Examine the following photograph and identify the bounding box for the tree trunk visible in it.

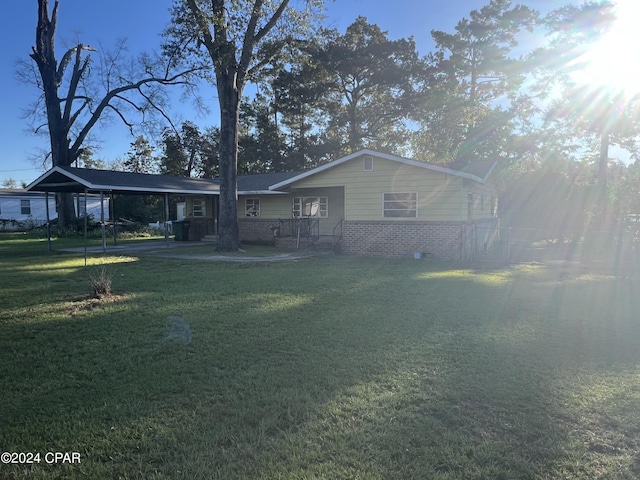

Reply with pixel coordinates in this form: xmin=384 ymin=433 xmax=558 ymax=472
xmin=216 ymin=74 xmax=241 ymax=251
xmin=32 ymin=0 xmax=78 ymax=228
xmin=598 ymin=131 xmax=609 ymax=189
xmin=56 ymin=192 xmax=76 ymax=227
xmin=598 ymin=131 xmax=611 ymax=227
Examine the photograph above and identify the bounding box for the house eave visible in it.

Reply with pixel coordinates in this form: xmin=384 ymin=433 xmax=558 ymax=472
xmin=269 ymin=149 xmax=492 ymax=190
xmin=238 ymin=190 xmax=288 ymax=196
xmin=26 ymin=166 xmax=221 ymax=195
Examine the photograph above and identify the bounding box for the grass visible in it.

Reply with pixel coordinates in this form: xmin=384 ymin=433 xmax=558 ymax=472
xmin=2 ymin=233 xmax=640 ymax=478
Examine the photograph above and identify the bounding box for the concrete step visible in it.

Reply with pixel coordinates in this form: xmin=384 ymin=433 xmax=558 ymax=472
xmin=308 ymin=237 xmax=335 ymax=250
xmin=201 ymin=235 xmax=218 ymax=243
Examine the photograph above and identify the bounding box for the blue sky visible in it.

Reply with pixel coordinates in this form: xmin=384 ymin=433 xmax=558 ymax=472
xmin=0 ymin=0 xmax=563 ymax=185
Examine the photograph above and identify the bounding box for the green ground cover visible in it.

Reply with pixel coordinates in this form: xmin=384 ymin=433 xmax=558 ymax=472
xmin=1 ymin=232 xmax=640 ymax=479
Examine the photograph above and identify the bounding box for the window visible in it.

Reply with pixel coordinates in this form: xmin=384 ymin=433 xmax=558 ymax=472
xmin=192 ymin=199 xmax=205 ymax=217
xmin=383 ymin=192 xmax=417 ymax=218
xmin=293 ymin=197 xmax=328 ymax=218
xmin=245 ymin=198 xmax=260 ymax=217
xmin=20 ymin=199 xmax=31 ymax=215
xmin=363 ymin=156 xmax=373 ymax=171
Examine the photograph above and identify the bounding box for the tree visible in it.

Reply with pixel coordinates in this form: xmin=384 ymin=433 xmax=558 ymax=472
xmin=311 ymin=17 xmax=424 ymax=153
xmin=414 ymin=0 xmax=538 ymax=163
xmin=2 ymin=178 xmax=18 ymax=189
xmin=532 ymin=0 xmax=636 ymax=192
xmin=122 ymin=136 xmax=158 ymax=174
xmin=430 ymin=0 xmax=537 ymax=103
xmin=116 ymin=137 xmax=162 ymax=223
xmin=25 ymin=0 xmax=197 ymax=228
xmin=160 ymin=121 xmax=219 ymax=177
xmin=238 ymin=96 xmax=287 ymax=172
xmin=546 ymin=86 xmax=640 ymax=189
xmin=530 ymin=1 xmax=615 ymax=92
xmin=165 ymin=0 xmax=324 ymax=251
xmin=242 ymin=42 xmax=340 ymax=171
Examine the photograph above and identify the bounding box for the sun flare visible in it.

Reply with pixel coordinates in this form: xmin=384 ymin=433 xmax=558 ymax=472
xmin=575 ymin=0 xmax=640 ymax=95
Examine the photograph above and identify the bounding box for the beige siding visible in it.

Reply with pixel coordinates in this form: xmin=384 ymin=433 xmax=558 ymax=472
xmin=287 ymin=187 xmax=344 ymax=235
xmin=185 ymin=196 xmax=214 ymax=219
xmin=237 ymin=194 xmax=291 ymax=219
xmin=464 ymin=177 xmax=500 ymax=221
xmin=290 ymin=154 xmax=467 ymax=221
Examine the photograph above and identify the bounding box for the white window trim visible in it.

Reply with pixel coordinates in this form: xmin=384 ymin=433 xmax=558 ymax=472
xmin=293 ymin=196 xmax=328 ymax=218
xmin=245 ymin=198 xmax=260 ymax=217
xmin=20 ymin=199 xmax=31 ymax=216
xmin=382 ymin=192 xmax=418 ymax=218
xmin=192 ymin=198 xmax=206 ymax=217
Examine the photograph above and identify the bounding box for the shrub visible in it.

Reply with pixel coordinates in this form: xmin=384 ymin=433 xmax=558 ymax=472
xmin=88 ymin=266 xmax=113 ymax=298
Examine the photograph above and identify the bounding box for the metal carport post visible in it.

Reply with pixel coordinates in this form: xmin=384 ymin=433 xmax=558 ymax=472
xmin=45 ymin=191 xmax=52 ymax=252
xmin=164 ymin=193 xmax=170 ymax=243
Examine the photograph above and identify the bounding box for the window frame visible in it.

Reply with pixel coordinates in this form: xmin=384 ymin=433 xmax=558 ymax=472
xmin=292 ymin=196 xmax=328 ymax=218
xmin=382 ymin=192 xmax=418 ymax=218
xmin=20 ymin=199 xmax=31 ymax=216
xmin=245 ymin=198 xmax=260 ymax=217
xmin=192 ymin=198 xmax=206 ymax=217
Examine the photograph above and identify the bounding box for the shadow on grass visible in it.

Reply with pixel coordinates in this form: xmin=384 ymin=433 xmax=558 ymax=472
xmin=2 ymin=257 xmax=640 ymax=478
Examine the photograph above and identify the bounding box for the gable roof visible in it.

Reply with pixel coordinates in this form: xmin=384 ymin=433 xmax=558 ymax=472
xmin=26 ymin=166 xmax=221 ymax=195
xmin=269 ymin=149 xmax=498 ymax=191
xmin=237 ymin=171 xmax=302 ymax=194
xmin=26 ymin=166 xmax=305 ymax=196
xmin=25 ymin=150 xmax=500 ymax=196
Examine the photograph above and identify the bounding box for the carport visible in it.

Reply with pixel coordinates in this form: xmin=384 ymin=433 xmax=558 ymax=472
xmin=26 ymin=166 xmax=221 ymax=256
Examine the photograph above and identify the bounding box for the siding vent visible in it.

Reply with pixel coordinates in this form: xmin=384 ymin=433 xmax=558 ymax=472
xmin=363 ymin=156 xmax=373 ymax=171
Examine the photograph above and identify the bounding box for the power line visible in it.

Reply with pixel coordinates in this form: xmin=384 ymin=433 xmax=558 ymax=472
xmin=0 ymin=167 xmax=42 ymax=173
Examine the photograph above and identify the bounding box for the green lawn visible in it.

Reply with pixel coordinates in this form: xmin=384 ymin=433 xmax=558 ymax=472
xmin=2 ymin=233 xmax=640 ymax=479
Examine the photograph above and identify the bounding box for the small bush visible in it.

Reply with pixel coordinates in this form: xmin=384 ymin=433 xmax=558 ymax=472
xmin=88 ymin=266 xmax=113 ymax=298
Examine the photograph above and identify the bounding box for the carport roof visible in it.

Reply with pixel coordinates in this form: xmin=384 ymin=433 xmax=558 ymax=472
xmin=26 ymin=166 xmax=222 ymax=195
xmin=26 ymin=166 xmax=304 ymax=195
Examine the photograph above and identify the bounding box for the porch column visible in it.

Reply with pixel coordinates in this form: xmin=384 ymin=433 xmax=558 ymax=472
xmin=111 ymin=193 xmax=117 ymax=245
xmin=84 ymin=189 xmax=88 ymax=267
xmin=100 ymin=191 xmax=106 ymax=253
xmin=164 ymin=193 xmax=169 ymax=243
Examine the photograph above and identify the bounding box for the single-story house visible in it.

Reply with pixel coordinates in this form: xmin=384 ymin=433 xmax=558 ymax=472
xmin=26 ymin=149 xmax=502 ymax=259
xmin=182 ymin=149 xmax=503 ymax=259
xmin=0 ymin=188 xmax=108 ymax=231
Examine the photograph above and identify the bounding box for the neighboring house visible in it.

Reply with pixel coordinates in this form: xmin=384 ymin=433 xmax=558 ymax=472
xmin=0 ymin=189 xmax=108 ymax=231
xmin=181 ymin=149 xmax=503 ymax=259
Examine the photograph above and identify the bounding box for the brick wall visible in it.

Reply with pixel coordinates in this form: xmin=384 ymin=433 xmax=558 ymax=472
xmin=239 ymin=218 xmax=279 ymax=244
xmin=341 ymin=220 xmax=463 ymax=259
